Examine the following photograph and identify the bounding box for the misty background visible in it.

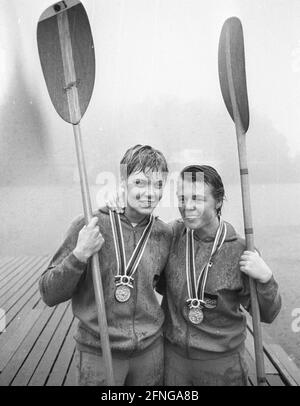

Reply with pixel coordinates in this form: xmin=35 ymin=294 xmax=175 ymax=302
xmin=0 ymin=0 xmax=300 ymax=367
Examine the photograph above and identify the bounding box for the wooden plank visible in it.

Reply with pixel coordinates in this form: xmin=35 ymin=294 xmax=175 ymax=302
xmin=264 ymin=344 xmax=300 ymax=386
xmin=266 ymin=374 xmax=285 ymax=387
xmin=0 ymin=256 xmax=49 ymax=308
xmin=1 ymin=288 xmax=39 ymax=328
xmin=0 ymin=305 xmax=44 ymax=373
xmin=0 ymin=291 xmax=41 ymax=346
xmin=46 ymin=318 xmax=77 ymax=386
xmin=63 ymin=349 xmax=77 ymax=386
xmin=0 ymin=256 xmax=21 ymax=270
xmin=0 ymin=257 xmax=39 ymax=293
xmin=0 ymin=256 xmax=49 ymax=331
xmin=0 ymin=256 xmax=43 ymax=293
xmin=11 ymin=302 xmax=70 ymax=386
xmin=0 ymin=257 xmax=18 ymax=273
xmin=1 ymin=259 xmax=49 ymax=327
xmin=0 ymin=305 xmax=55 ymax=386
xmin=0 ymin=260 xmax=35 ymax=299
xmin=0 ymin=257 xmax=30 ymax=283
xmin=29 ymin=304 xmax=73 ymax=386
xmin=0 ymin=257 xmax=47 ymax=305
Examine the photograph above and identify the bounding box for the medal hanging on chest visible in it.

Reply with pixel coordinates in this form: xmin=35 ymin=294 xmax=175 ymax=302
xmin=110 ymin=211 xmax=154 ymax=303
xmin=115 ymin=278 xmax=132 ymax=303
xmin=185 ymin=218 xmax=227 ymax=325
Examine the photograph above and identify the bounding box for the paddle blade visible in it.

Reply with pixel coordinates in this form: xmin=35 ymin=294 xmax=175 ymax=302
xmin=218 ymin=17 xmax=249 ymax=133
xmin=37 ymin=0 xmax=95 ymax=124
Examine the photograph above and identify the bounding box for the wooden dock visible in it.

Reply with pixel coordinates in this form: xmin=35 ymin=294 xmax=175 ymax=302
xmin=0 ymin=256 xmax=77 ymax=386
xmin=0 ymin=255 xmax=299 ymax=386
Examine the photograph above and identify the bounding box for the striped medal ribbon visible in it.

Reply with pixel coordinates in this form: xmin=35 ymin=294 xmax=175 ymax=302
xmin=186 ymin=218 xmax=227 ymax=325
xmin=110 ymin=211 xmax=155 ymax=303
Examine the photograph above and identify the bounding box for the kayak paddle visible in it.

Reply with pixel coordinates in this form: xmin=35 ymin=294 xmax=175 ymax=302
xmin=218 ymin=16 xmax=266 ymax=386
xmin=37 ymin=0 xmax=115 ymax=385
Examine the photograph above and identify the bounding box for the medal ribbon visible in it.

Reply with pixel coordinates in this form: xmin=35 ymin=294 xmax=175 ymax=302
xmin=110 ymin=211 xmax=155 ymax=284
xmin=186 ymin=218 xmax=227 ymax=307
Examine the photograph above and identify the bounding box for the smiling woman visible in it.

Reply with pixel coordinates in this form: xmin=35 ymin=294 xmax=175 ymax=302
xmin=0 ymin=0 xmax=299 ymax=387
xmin=120 ymin=144 xmax=168 ymax=222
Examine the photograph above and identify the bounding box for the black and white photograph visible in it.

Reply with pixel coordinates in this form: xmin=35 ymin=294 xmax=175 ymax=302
xmin=0 ymin=0 xmax=299 ymax=391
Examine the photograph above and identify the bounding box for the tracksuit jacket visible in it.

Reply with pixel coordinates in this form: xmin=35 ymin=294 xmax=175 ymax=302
xmin=160 ymin=219 xmax=282 ymax=360
xmin=39 ymin=207 xmax=173 ymax=357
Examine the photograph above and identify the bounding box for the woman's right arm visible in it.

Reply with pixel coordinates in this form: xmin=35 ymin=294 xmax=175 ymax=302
xmin=39 ymin=216 xmax=104 ymax=307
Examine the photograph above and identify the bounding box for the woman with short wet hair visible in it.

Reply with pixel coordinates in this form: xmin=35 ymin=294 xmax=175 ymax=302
xmin=160 ymin=164 xmax=281 ymax=386
xmin=39 ymin=144 xmax=172 ymax=386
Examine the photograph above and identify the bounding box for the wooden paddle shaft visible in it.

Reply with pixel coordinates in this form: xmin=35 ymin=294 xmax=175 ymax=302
xmin=73 ymin=124 xmax=115 ymax=386
xmin=236 ymin=128 xmax=267 ymax=386
xmin=56 ymin=9 xmax=115 ymax=385
xmin=222 ymin=23 xmax=267 ymax=385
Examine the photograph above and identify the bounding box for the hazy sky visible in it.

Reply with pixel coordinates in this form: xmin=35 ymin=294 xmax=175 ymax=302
xmin=1 ymin=0 xmax=300 ymax=156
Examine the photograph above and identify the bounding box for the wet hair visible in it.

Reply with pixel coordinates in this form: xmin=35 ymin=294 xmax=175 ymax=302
xmin=120 ymin=145 xmax=168 ymax=179
xmin=179 ymin=165 xmax=225 ymax=216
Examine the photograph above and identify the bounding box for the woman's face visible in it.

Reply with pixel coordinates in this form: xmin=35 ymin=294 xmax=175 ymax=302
xmin=124 ymin=170 xmax=165 ymax=216
xmin=177 ymin=177 xmax=220 ymax=230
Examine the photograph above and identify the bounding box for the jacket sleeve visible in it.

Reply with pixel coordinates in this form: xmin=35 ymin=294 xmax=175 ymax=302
xmin=39 ymin=216 xmax=87 ymax=307
xmin=239 ymin=272 xmax=282 ymax=323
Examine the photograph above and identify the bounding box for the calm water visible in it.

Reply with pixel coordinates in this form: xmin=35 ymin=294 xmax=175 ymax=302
xmin=0 ymin=183 xmax=299 ymax=367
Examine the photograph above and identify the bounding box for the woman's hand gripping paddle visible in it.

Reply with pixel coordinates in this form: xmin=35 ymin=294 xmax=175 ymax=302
xmin=37 ymin=0 xmax=115 ymax=385
xmin=218 ymin=17 xmax=266 ymax=386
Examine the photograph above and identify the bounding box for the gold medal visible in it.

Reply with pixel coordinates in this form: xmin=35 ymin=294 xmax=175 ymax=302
xmin=188 ymin=307 xmax=204 ymax=325
xmin=115 ymin=285 xmax=131 ymax=303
